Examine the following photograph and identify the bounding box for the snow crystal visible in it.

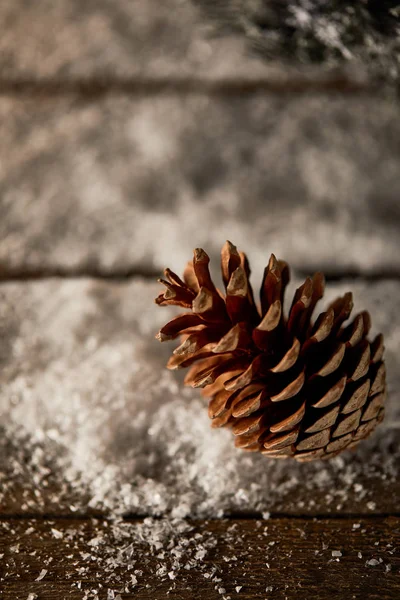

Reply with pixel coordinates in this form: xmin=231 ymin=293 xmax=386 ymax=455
xmin=51 ymin=528 xmax=63 ymax=539
xmin=332 ymin=551 xmax=342 ymax=557
xmin=366 ymin=559 xmax=380 ymax=566
xmin=35 ymin=569 xmax=47 ymax=582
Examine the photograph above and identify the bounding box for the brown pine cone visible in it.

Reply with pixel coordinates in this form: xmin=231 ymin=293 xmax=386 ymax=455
xmin=155 ymin=242 xmax=386 ymax=462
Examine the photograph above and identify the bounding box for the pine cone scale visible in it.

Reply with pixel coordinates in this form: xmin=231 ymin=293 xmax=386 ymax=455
xmin=332 ymin=409 xmax=362 ymax=438
xmin=312 ymin=374 xmax=347 ymax=408
xmin=270 ymin=400 xmax=306 ymax=433
xmin=371 ymin=334 xmax=384 ymax=362
xmin=270 ymin=370 xmax=305 ymax=402
xmin=155 ymin=242 xmax=387 ymax=462
xmin=304 ymin=404 xmax=340 ymax=434
xmin=341 ymin=379 xmax=370 ymax=414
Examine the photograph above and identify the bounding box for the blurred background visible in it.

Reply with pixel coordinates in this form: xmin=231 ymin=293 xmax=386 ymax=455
xmin=0 ymin=0 xmax=399 ymax=283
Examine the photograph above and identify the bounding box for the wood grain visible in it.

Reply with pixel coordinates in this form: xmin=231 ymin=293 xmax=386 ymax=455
xmin=0 ymin=0 xmax=274 ymax=83
xmin=1 ymin=4 xmax=399 ymax=600
xmin=0 ymin=517 xmax=399 ymax=599
xmin=0 ymin=0 xmax=377 ymax=90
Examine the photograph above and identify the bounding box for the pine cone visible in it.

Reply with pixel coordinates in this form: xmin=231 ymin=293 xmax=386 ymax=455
xmin=155 ymin=242 xmax=386 ymax=462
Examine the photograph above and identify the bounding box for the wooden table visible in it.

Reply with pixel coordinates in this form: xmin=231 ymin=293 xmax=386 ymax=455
xmin=0 ymin=280 xmax=399 ymax=600
xmin=1 ymin=515 xmax=399 ymax=599
xmin=1 ymin=2 xmax=400 ymax=598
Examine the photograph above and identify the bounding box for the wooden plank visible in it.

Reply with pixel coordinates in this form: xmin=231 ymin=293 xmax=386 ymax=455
xmin=0 ymin=0 xmax=376 ymax=89
xmin=0 ymin=0 xmax=282 ymax=84
xmin=193 ymin=1 xmax=399 ymax=87
xmin=1 ymin=94 xmax=400 ymax=275
xmin=0 ymin=517 xmax=399 ymax=599
xmin=0 ymin=279 xmax=399 ymax=518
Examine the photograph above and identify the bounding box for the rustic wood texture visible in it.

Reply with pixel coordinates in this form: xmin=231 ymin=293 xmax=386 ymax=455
xmin=1 ymin=517 xmax=399 ymax=599
xmin=1 ymin=94 xmax=400 ymax=276
xmin=0 ymin=0 xmax=374 ymax=87
xmin=0 ymin=0 xmax=285 ymax=83
xmin=193 ymin=0 xmax=400 ymax=86
xmin=1 ymin=3 xmax=399 ymax=598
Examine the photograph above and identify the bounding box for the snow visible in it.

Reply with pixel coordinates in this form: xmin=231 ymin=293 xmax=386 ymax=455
xmin=0 ymin=277 xmax=398 ymax=597
xmin=1 ymin=278 xmax=398 ymax=520
xmin=366 ymin=559 xmax=380 ymax=567
xmin=35 ymin=569 xmax=47 ymax=582
xmin=199 ymin=0 xmax=400 ymax=82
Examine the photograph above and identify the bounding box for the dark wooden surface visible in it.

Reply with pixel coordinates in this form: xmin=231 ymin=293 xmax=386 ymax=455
xmin=1 ymin=517 xmax=399 ymax=599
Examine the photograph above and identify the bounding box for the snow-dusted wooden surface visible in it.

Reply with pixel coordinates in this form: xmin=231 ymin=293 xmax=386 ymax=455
xmin=1 ymin=518 xmax=399 ymax=599
xmin=0 ymin=0 xmax=382 ymax=85
xmin=1 ymin=1 xmax=399 ymax=598
xmin=1 ymin=278 xmax=399 ymax=598
xmin=1 ymin=94 xmax=400 ymax=277
xmin=0 ymin=278 xmax=399 ymax=516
